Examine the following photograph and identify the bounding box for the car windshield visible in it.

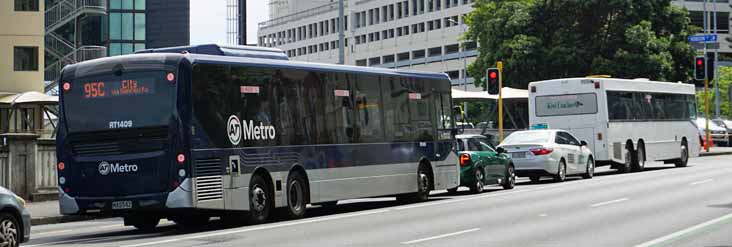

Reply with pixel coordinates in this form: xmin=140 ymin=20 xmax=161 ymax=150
xmin=502 ymin=131 xmax=551 ymax=145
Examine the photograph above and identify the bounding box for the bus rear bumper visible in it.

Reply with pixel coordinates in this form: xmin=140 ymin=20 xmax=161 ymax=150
xmin=60 ymin=179 xmax=193 ymax=215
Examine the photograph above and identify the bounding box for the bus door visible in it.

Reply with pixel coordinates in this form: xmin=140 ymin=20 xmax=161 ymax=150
xmin=224 ymin=154 xmax=248 ymax=210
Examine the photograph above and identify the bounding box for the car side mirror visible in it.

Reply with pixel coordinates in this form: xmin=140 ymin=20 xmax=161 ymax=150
xmin=496 ymin=147 xmax=506 ymax=154
xmin=580 ymin=141 xmax=588 ymax=146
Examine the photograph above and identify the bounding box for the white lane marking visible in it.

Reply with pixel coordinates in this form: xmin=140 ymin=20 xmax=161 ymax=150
xmin=32 ymin=230 xmax=73 ymax=236
xmin=394 ymin=184 xmax=567 ymax=211
xmin=539 ymin=214 xmax=548 ymax=217
xmin=119 ymin=209 xmax=390 ymax=247
xmin=25 ymin=235 xmax=121 ymax=247
xmin=690 ymin=179 xmax=714 ymax=186
xmin=401 ymin=228 xmax=480 ymax=245
xmin=100 ymin=224 xmax=122 ymax=229
xmin=634 ymin=211 xmax=732 ymax=247
xmin=590 ymin=198 xmax=629 ymax=208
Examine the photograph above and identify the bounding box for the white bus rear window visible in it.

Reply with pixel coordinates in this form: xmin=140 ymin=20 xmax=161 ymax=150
xmin=535 ymin=93 xmax=598 ymax=117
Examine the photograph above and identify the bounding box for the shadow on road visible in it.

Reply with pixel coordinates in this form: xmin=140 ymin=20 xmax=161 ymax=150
xmin=33 ymin=197 xmax=450 ymax=245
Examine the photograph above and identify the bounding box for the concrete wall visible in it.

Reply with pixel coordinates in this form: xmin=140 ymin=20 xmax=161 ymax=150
xmin=0 ymin=0 xmax=44 ymax=93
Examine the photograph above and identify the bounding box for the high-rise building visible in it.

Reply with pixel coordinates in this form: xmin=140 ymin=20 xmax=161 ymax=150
xmin=227 ymin=0 xmax=246 ymax=45
xmin=107 ymin=0 xmax=190 ymax=56
xmin=2 ymin=0 xmax=45 ymax=93
xmin=258 ymin=0 xmax=731 ymax=91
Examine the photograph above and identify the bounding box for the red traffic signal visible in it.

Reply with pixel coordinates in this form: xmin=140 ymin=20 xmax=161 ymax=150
xmin=694 ymin=56 xmax=705 ymax=80
xmin=486 ymin=68 xmax=500 ymax=95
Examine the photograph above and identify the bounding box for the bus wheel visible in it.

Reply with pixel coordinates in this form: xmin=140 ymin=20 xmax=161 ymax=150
xmin=286 ymin=172 xmax=307 ymax=219
xmin=675 ymin=141 xmax=689 ymax=168
xmin=398 ymin=165 xmax=431 ymax=203
xmin=127 ymin=216 xmax=160 ymax=232
xmin=248 ymin=174 xmax=272 ymax=224
xmin=631 ymin=145 xmax=645 ymax=172
xmin=618 ymin=146 xmax=633 ymax=173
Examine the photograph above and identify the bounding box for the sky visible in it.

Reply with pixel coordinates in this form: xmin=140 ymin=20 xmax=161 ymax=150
xmin=190 ymin=0 xmax=269 ymax=45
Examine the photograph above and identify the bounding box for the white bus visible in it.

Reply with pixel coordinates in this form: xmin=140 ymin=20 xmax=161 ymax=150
xmin=528 ymin=78 xmax=700 ymax=173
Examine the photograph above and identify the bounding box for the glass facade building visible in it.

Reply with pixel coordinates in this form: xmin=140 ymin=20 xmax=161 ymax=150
xmin=107 ymin=0 xmax=189 ymax=56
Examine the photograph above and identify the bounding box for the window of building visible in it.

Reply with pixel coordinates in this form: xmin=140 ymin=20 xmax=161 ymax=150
xmin=689 ymin=11 xmax=730 ymax=33
xmin=428 ymin=21 xmax=435 ymax=31
xmin=398 ymin=52 xmax=410 ymax=61
xmin=14 ymin=0 xmax=38 ymax=11
xmin=428 ymin=46 xmax=442 ymax=57
xmin=465 ymin=41 xmax=477 ymax=50
xmin=369 ymin=57 xmax=381 ymax=66
xmin=412 ymin=49 xmax=425 ymax=59
xmin=356 ymin=59 xmax=367 ymax=66
xmin=446 ymin=70 xmax=460 ymax=80
xmin=445 ymin=44 xmax=459 ymax=54
xmin=13 ymin=47 xmax=38 ymax=71
xmin=435 ymin=19 xmax=442 ymax=29
xmin=135 ymin=0 xmax=145 ymax=10
xmin=383 ymin=55 xmax=395 ymax=63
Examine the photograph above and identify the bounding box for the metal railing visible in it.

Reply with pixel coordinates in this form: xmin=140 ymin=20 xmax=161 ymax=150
xmin=45 ymin=45 xmax=107 ymax=92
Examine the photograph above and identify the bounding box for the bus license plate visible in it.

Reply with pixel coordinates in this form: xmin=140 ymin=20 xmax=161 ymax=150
xmin=112 ymin=201 xmax=132 ymax=210
xmin=511 ymin=152 xmax=526 ymax=159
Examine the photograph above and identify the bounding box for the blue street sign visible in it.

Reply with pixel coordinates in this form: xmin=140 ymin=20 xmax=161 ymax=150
xmin=688 ymin=34 xmax=718 ymax=43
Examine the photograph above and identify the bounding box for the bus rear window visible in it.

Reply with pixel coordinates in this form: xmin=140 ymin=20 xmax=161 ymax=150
xmin=535 ymin=93 xmax=598 ymax=117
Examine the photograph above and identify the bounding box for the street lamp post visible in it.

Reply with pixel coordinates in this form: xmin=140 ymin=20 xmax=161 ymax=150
xmin=449 ymin=18 xmax=468 ymax=120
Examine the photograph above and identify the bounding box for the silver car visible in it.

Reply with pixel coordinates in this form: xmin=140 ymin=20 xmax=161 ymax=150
xmin=498 ymin=130 xmax=594 ymax=183
xmin=0 ymin=186 xmax=30 ymax=247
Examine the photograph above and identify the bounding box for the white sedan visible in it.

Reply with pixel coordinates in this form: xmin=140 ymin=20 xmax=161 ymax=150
xmin=497 ymin=130 xmax=594 ymax=183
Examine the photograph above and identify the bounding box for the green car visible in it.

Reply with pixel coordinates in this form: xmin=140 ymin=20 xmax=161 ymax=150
xmin=448 ymin=134 xmax=516 ymax=194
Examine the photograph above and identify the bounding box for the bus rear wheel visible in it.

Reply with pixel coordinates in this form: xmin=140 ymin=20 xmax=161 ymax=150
xmin=248 ymin=174 xmax=273 ymax=224
xmin=618 ymin=146 xmax=633 ymax=173
xmin=674 ymin=141 xmax=689 ymax=168
xmin=126 ymin=216 xmax=160 ymax=232
xmin=631 ymin=145 xmax=645 ymax=172
xmin=285 ymin=172 xmax=307 ymax=219
xmin=398 ymin=165 xmax=431 ymax=203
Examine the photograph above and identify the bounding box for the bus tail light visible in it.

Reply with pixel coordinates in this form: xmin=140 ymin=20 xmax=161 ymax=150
xmin=62 ymin=82 xmax=71 ymax=91
xmin=530 ymin=148 xmax=554 ymax=155
xmin=64 ymin=187 xmax=70 ymax=193
xmin=594 ymin=81 xmax=601 ymax=89
xmin=597 ymin=133 xmax=603 ymax=141
xmin=176 ymin=153 xmax=186 ymax=164
xmin=57 ymin=162 xmax=65 ymax=171
xmin=459 ymin=153 xmax=471 ymax=166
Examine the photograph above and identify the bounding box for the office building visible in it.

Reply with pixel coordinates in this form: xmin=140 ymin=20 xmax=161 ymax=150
xmin=258 ymin=0 xmax=731 ymax=91
xmin=107 ymin=0 xmax=190 ymax=56
xmin=2 ymin=0 xmax=45 ymax=93
xmin=227 ymin=0 xmax=246 ymax=45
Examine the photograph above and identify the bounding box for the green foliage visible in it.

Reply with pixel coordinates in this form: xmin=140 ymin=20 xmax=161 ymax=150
xmin=466 ymin=0 xmax=698 ymax=90
xmin=696 ymin=66 xmax=732 ymax=119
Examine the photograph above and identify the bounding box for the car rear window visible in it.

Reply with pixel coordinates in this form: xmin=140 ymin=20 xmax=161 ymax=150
xmin=502 ymin=131 xmax=551 ymax=145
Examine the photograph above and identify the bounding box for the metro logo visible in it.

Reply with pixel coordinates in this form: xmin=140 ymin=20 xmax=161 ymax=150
xmin=242 ymin=120 xmax=276 ymax=140
xmin=98 ymin=161 xmax=138 ymax=176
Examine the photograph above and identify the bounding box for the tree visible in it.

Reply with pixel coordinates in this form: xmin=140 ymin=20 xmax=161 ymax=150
xmin=466 ymin=0 xmax=698 ymax=90
xmin=697 ymin=66 xmax=732 ymax=119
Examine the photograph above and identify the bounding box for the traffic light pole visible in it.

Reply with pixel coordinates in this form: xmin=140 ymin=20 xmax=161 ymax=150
xmin=705 ymin=78 xmax=710 ymax=152
xmin=497 ymin=61 xmax=504 ymax=142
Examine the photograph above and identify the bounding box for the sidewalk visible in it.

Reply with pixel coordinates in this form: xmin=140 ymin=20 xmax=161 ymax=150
xmin=26 ymin=200 xmax=102 ymax=225
xmin=699 ymin=146 xmax=732 ymax=157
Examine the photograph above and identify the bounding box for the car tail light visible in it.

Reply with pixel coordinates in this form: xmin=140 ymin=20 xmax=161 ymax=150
xmin=530 ymin=147 xmax=554 ymax=155
xmin=597 ymin=133 xmax=603 ymax=141
xmin=459 ymin=153 xmax=471 ymax=166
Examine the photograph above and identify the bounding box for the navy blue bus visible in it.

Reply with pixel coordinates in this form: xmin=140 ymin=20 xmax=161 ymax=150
xmin=56 ymin=48 xmax=459 ymax=230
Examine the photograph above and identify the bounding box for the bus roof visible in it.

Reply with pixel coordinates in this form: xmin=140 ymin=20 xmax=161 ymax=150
xmin=529 ymin=77 xmax=695 ymax=95
xmin=185 ymin=53 xmax=451 ymax=80
xmin=135 ymin=44 xmax=289 ymax=60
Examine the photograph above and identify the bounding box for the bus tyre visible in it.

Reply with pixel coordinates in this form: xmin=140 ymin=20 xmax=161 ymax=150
xmin=582 ymin=158 xmax=594 ymax=179
xmin=675 ymin=141 xmax=689 ymax=168
xmin=249 ymin=174 xmax=273 ymax=224
xmin=502 ymin=165 xmax=516 ymax=190
xmin=128 ymin=216 xmax=160 ymax=232
xmin=0 ymin=213 xmax=19 ymax=247
xmin=399 ymin=165 xmax=431 ymax=203
xmin=469 ymin=167 xmax=485 ymax=194
xmin=631 ymin=145 xmax=645 ymax=172
xmin=554 ymin=160 xmax=567 ymax=182
xmin=286 ymin=172 xmax=307 ymax=219
xmin=618 ymin=146 xmax=633 ymax=173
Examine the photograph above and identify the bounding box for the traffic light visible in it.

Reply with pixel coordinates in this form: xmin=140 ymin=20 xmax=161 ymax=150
xmin=694 ymin=56 xmax=705 ymax=81
xmin=706 ymin=52 xmax=716 ymax=80
xmin=486 ymin=68 xmax=499 ymax=95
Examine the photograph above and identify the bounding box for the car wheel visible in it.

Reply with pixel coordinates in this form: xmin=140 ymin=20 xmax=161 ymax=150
xmin=631 ymin=145 xmax=645 ymax=172
xmin=675 ymin=141 xmax=689 ymax=168
xmin=469 ymin=167 xmax=485 ymax=194
xmin=554 ymin=160 xmax=567 ymax=182
xmin=0 ymin=213 xmax=19 ymax=247
xmin=618 ymin=145 xmax=633 ymax=173
xmin=502 ymin=165 xmax=516 ymax=190
xmin=529 ymin=176 xmax=541 ymax=183
xmin=286 ymin=172 xmax=307 ymax=219
xmin=249 ymin=174 xmax=273 ymax=224
xmin=582 ymin=157 xmax=594 ymax=179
